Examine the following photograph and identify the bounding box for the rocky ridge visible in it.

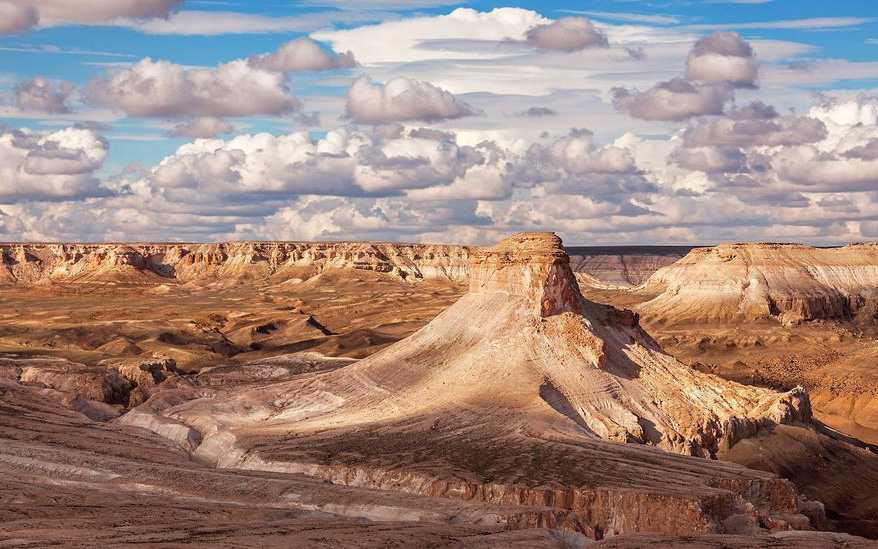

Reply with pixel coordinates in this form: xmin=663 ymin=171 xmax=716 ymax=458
xmin=0 ymin=241 xmax=472 ymax=284
xmin=129 ymin=232 xmax=824 ymax=539
xmin=0 ymin=241 xmax=689 ymax=287
xmin=640 ymin=242 xmax=878 ymax=324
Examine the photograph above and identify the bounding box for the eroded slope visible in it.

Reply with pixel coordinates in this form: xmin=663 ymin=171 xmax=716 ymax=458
xmin=135 ymin=233 xmax=824 ymax=540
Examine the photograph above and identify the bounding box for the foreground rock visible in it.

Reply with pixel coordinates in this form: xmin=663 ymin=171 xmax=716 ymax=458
xmin=139 ymin=233 xmax=829 ymax=540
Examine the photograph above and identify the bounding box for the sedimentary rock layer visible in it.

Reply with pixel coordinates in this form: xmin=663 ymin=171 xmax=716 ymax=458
xmin=137 ymin=232 xmax=821 ymax=539
xmin=640 ymin=243 xmax=878 ymax=324
xmin=0 ymin=241 xmax=691 ymax=288
xmin=0 ymin=241 xmax=472 ymax=284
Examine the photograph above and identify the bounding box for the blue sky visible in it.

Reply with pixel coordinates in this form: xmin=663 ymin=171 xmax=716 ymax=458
xmin=1 ymin=0 xmax=877 ymax=244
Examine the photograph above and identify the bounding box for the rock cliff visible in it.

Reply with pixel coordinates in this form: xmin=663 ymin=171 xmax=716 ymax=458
xmin=133 ymin=232 xmax=822 ymax=539
xmin=0 ymin=241 xmax=472 ymax=284
xmin=567 ymin=246 xmax=692 ymax=288
xmin=640 ymin=243 xmax=878 ymax=324
xmin=0 ymin=241 xmax=692 ymax=288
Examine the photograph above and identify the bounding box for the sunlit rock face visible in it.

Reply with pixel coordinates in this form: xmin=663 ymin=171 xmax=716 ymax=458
xmin=0 ymin=241 xmax=473 ymax=284
xmin=127 ymin=231 xmax=823 ymax=540
xmin=469 ymin=232 xmax=582 ymax=317
xmin=641 ymin=243 xmax=878 ymax=325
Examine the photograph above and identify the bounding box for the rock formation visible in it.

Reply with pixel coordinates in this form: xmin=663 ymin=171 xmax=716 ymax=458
xmin=4 ymin=374 xmax=871 ymax=547
xmin=567 ymin=246 xmax=692 ymax=288
xmin=640 ymin=243 xmax=878 ymax=325
xmin=0 ymin=241 xmax=693 ymax=288
xmin=0 ymin=241 xmax=472 ymax=285
xmin=133 ymin=232 xmax=823 ymax=539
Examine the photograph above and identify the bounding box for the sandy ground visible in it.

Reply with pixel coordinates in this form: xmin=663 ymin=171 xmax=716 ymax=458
xmin=0 ymin=270 xmax=464 ymax=370
xmin=2 ymin=238 xmax=877 ymax=546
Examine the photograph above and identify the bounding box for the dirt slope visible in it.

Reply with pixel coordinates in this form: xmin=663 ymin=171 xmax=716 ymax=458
xmin=133 ymin=233 xmax=828 ymax=540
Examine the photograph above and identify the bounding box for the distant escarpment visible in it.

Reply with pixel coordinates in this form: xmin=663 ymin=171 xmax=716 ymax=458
xmin=0 ymin=241 xmax=472 ymax=285
xmin=640 ymin=243 xmax=878 ymax=325
xmin=567 ymin=246 xmax=693 ymax=288
xmin=0 ymin=241 xmax=689 ymax=287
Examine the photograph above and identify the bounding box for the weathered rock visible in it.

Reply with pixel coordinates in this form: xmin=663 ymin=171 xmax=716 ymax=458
xmin=0 ymin=241 xmax=473 ymax=284
xmin=19 ymin=360 xmax=134 ymax=406
xmin=640 ymin=243 xmax=878 ymax=324
xmin=151 ymin=232 xmax=823 ymax=539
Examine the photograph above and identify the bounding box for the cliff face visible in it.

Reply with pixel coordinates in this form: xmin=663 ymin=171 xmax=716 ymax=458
xmin=641 ymin=243 xmax=878 ymax=324
xmin=469 ymin=232 xmax=582 ymax=316
xmin=133 ymin=232 xmax=821 ymax=538
xmin=567 ymin=247 xmax=692 ymax=288
xmin=0 ymin=241 xmax=472 ymax=284
xmin=0 ymin=241 xmax=697 ymax=290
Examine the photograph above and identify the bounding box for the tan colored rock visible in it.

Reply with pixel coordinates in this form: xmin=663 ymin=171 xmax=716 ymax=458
xmin=19 ymin=359 xmax=133 ymax=406
xmin=0 ymin=241 xmax=473 ymax=285
xmin=640 ymin=243 xmax=878 ymax=325
xmin=150 ymin=232 xmax=822 ymax=539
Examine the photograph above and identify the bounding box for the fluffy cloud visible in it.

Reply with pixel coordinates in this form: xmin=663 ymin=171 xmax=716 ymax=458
xmin=0 ymin=126 xmax=109 ymax=202
xmin=673 ymin=146 xmax=748 ymax=173
xmin=0 ymin=2 xmax=39 ymax=33
xmin=686 ymin=31 xmax=758 ymax=88
xmin=83 ymin=58 xmax=299 ymax=118
xmin=771 ymin=146 xmax=878 ymax=191
xmin=612 ymin=79 xmax=731 ymax=121
xmin=0 ymin=0 xmax=182 ymax=33
xmin=525 ymin=16 xmax=608 ymax=51
xmin=345 ymin=75 xmax=477 ymax=124
xmin=682 ymin=102 xmax=827 ymax=147
xmin=14 ymin=77 xmax=75 ymax=114
xmin=611 ymin=32 xmax=758 ymax=123
xmin=547 ymin=131 xmax=639 ymax=175
xmin=248 ymin=38 xmax=356 ymax=72
xmin=135 ymin=127 xmax=479 ymax=202
xmin=167 ymin=117 xmax=234 ymax=139
xmin=7 ymin=64 xmax=878 ymax=246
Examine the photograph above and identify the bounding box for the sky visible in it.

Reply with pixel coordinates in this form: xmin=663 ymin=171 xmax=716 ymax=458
xmin=1 ymin=0 xmax=878 ymax=245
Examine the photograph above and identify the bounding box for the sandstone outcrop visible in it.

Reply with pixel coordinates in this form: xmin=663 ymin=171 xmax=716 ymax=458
xmin=18 ymin=358 xmax=134 ymax=406
xmin=140 ymin=232 xmax=823 ymax=539
xmin=0 ymin=241 xmax=472 ymax=285
xmin=567 ymin=246 xmax=691 ymax=287
xmin=0 ymin=241 xmax=694 ymax=289
xmin=640 ymin=243 xmax=878 ymax=325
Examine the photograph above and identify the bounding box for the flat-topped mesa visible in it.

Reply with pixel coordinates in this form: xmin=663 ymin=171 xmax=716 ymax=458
xmin=641 ymin=242 xmax=878 ymax=324
xmin=469 ymin=232 xmax=583 ymax=317
xmin=0 ymin=241 xmax=472 ymax=285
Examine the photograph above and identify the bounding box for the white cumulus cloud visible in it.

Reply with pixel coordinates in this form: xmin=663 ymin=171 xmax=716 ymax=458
xmin=83 ymin=58 xmax=300 ymax=118
xmin=525 ymin=16 xmax=608 ymax=51
xmin=345 ymin=75 xmax=477 ymax=124
xmin=686 ymin=31 xmax=758 ymax=88
xmin=248 ymin=38 xmax=356 ymax=73
xmin=15 ymin=77 xmax=76 ymax=114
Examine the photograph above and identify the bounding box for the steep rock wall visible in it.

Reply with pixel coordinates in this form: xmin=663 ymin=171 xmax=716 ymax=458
xmin=641 ymin=243 xmax=878 ymax=324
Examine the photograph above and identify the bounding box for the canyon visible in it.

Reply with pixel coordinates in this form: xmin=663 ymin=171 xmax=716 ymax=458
xmin=1 ymin=236 xmax=877 ymax=546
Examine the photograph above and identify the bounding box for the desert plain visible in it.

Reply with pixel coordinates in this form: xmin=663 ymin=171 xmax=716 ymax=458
xmin=0 ymin=234 xmax=875 ymax=548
